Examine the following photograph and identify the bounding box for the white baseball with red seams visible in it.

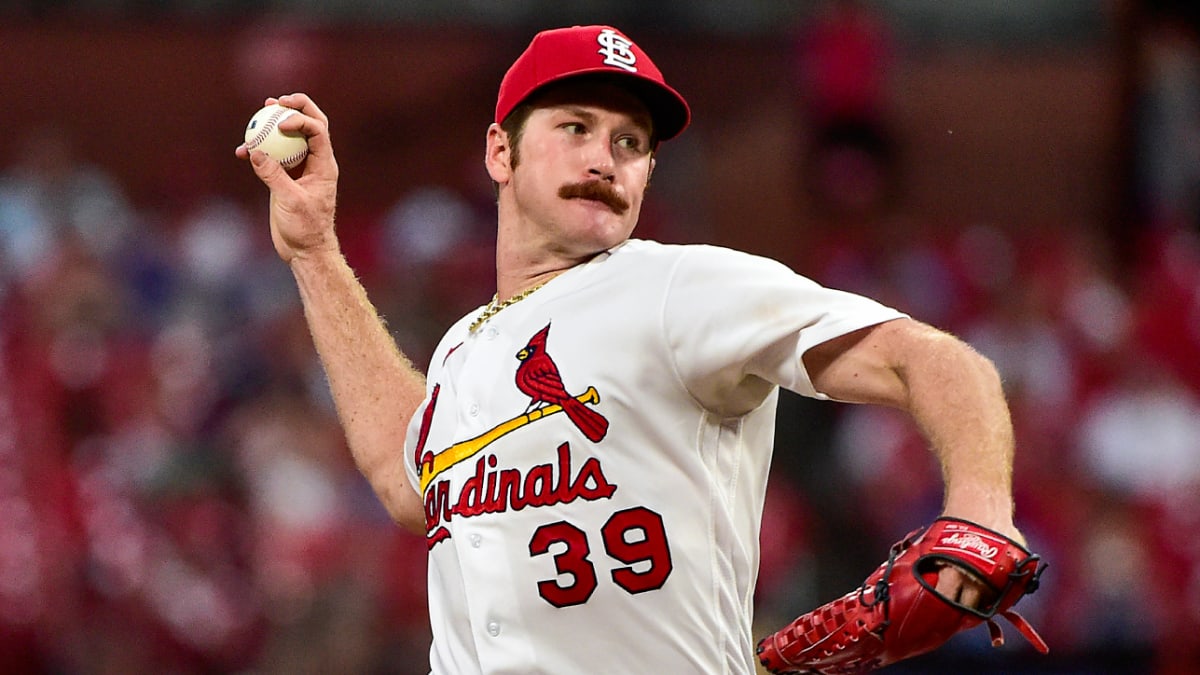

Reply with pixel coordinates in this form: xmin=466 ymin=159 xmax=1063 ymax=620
xmin=243 ymin=103 xmax=308 ymax=169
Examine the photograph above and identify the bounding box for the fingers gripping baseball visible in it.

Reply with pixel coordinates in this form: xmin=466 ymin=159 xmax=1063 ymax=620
xmin=238 ymin=93 xmax=340 ymax=264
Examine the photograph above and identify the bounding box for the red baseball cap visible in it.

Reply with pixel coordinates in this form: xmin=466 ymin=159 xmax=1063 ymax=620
xmin=495 ymin=25 xmax=691 ymax=142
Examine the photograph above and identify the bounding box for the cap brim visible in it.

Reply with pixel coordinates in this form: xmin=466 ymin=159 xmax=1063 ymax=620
xmin=519 ymin=69 xmax=691 ymax=143
xmin=617 ymin=74 xmax=690 ymax=142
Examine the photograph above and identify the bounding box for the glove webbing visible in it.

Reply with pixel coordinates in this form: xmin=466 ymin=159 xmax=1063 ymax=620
xmin=790 ymin=586 xmax=882 ymax=657
xmin=765 ymin=543 xmax=902 ymax=671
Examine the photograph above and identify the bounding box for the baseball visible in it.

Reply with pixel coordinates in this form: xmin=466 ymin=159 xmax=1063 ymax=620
xmin=243 ymin=103 xmax=308 ymax=169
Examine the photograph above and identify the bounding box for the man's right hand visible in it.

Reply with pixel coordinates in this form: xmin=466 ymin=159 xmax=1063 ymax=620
xmin=235 ymin=92 xmax=340 ymax=265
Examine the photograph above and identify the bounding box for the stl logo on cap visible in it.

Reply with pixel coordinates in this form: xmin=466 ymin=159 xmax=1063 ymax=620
xmin=494 ymin=24 xmax=692 ymax=141
xmin=597 ymin=28 xmax=637 ymax=72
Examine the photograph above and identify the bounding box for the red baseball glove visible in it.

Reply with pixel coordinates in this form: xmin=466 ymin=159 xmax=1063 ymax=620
xmin=757 ymin=517 xmax=1048 ymax=674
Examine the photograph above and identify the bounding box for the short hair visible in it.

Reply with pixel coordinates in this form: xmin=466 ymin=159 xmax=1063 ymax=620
xmin=489 ymin=100 xmax=535 ymax=197
xmin=500 ymin=100 xmax=535 ymax=171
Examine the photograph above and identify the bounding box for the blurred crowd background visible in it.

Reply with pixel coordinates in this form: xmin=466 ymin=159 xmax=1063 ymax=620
xmin=2 ymin=1 xmax=1199 ymax=673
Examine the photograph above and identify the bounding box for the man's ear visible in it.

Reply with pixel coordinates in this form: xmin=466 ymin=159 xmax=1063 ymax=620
xmin=645 ymin=154 xmax=656 ymax=188
xmin=485 ymin=123 xmax=512 ymax=184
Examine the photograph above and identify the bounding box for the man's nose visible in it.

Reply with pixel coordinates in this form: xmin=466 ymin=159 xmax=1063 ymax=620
xmin=584 ymin=139 xmax=616 ymax=182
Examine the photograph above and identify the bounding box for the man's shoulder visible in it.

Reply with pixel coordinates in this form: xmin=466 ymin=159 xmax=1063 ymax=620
xmin=611 ymin=239 xmax=793 ymax=276
xmin=610 ymin=238 xmax=759 ymax=264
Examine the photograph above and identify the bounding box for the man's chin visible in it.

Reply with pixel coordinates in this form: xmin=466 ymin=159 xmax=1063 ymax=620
xmin=560 ymin=223 xmax=635 ymax=256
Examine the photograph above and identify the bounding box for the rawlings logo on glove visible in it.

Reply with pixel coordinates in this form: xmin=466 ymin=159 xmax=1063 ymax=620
xmin=939 ymin=531 xmax=1000 ymax=563
xmin=756 ymin=517 xmax=1047 ymax=674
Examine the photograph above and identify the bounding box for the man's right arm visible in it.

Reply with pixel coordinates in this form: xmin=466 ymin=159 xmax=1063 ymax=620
xmin=290 ymin=250 xmax=427 ymax=533
xmin=238 ymin=93 xmax=426 ymax=533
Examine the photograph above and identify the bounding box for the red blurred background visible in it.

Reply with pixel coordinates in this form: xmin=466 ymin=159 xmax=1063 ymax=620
xmin=2 ymin=2 xmax=1198 ymax=673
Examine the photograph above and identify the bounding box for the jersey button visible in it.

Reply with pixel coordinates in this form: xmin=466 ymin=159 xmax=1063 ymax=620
xmin=468 ymin=402 xmax=479 ymax=417
xmin=469 ymin=533 xmax=482 ymax=548
xmin=487 ymin=621 xmax=501 ymax=637
xmin=485 ymin=326 xmax=499 ymax=340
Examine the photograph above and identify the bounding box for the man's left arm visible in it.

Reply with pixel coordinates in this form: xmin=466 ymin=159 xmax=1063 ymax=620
xmin=756 ymin=317 xmax=1046 ymax=673
xmin=802 ymin=316 xmax=1020 ymax=603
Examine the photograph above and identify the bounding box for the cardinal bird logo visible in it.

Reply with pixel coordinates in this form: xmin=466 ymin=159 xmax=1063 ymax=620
xmin=415 ymin=322 xmax=609 ymax=500
xmin=417 ymin=323 xmax=617 ymax=550
xmin=515 ymin=323 xmax=609 ymax=442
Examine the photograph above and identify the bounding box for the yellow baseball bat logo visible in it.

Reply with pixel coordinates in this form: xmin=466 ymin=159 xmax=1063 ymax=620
xmin=419 ymin=386 xmax=600 ymax=492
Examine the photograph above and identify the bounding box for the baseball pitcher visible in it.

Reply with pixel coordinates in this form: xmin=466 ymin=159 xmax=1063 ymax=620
xmin=237 ymin=24 xmax=1045 ymax=675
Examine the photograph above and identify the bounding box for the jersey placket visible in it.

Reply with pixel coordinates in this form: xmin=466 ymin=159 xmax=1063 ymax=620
xmin=446 ymin=326 xmax=538 ymax=671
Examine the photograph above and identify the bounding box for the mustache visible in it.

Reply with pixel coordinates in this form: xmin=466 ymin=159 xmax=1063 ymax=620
xmin=558 ymin=180 xmax=630 ymax=215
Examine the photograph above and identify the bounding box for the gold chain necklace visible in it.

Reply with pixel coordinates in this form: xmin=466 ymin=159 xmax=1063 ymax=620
xmin=469 ymin=283 xmax=546 ymax=333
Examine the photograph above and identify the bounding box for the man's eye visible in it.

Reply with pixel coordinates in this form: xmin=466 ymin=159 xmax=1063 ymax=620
xmin=616 ymin=136 xmax=645 ymax=152
xmin=563 ymin=122 xmax=585 ymax=134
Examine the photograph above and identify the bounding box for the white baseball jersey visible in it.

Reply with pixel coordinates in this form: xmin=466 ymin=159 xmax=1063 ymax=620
xmin=404 ymin=239 xmax=907 ymax=674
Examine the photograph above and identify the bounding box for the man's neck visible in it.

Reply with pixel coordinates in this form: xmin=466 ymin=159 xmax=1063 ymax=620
xmin=493 ymin=220 xmax=606 ymax=302
xmin=493 ymin=248 xmax=585 ymax=302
